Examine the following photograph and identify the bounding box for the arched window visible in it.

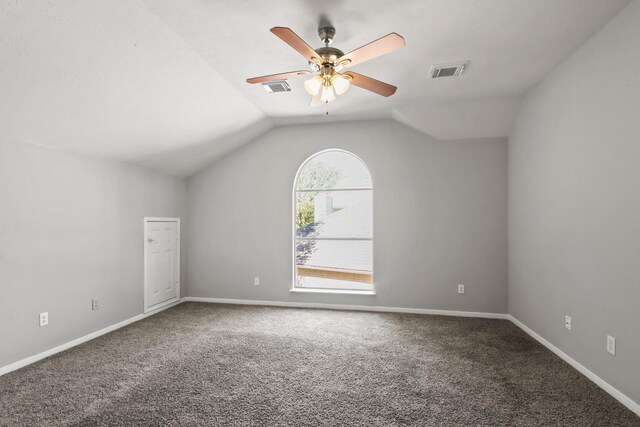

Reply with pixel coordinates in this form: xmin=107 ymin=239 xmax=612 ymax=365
xmin=293 ymin=149 xmax=373 ymax=292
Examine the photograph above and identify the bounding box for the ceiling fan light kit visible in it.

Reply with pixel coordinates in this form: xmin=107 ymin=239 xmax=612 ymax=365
xmin=303 ymin=67 xmax=351 ymax=99
xmin=246 ymin=24 xmax=405 ymax=107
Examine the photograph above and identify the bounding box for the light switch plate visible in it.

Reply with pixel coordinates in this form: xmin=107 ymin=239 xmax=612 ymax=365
xmin=607 ymin=335 xmax=616 ymax=355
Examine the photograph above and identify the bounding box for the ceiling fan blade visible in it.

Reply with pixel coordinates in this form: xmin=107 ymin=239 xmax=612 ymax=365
xmin=338 ymin=33 xmax=405 ymax=68
xmin=270 ymin=27 xmax=321 ymax=62
xmin=344 ymin=72 xmax=397 ymax=97
xmin=246 ymin=70 xmax=310 ymax=84
xmin=310 ymin=93 xmax=324 ymax=107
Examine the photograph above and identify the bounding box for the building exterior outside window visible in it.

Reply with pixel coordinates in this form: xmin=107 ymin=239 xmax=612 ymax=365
xmin=293 ymin=149 xmax=373 ymax=292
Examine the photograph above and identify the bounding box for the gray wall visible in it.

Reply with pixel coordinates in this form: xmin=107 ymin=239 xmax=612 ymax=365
xmin=509 ymin=0 xmax=640 ymax=403
xmin=0 ymin=137 xmax=187 ymax=368
xmin=187 ymin=120 xmax=508 ymax=313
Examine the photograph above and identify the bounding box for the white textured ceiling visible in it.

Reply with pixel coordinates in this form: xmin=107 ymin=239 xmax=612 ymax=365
xmin=0 ymin=0 xmax=267 ymax=176
xmin=0 ymin=0 xmax=631 ymax=175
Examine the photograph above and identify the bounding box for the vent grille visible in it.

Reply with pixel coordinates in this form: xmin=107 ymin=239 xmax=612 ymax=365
xmin=262 ymin=80 xmax=292 ymax=93
xmin=430 ymin=62 xmax=468 ymax=78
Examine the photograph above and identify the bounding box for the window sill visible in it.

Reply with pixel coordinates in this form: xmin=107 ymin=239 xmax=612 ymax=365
xmin=290 ymin=288 xmax=376 ymax=296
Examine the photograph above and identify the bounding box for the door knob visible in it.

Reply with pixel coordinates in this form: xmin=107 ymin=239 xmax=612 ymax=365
xmin=147 ymin=238 xmax=155 ymax=242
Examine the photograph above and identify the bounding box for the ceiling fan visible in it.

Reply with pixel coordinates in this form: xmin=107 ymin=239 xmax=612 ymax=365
xmin=246 ymin=25 xmax=405 ymax=106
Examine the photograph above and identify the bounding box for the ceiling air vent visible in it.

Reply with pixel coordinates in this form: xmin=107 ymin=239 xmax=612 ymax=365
xmin=262 ymin=80 xmax=292 ymax=93
xmin=429 ymin=62 xmax=468 ymax=78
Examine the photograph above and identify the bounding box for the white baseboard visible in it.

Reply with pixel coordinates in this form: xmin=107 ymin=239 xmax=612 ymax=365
xmin=0 ymin=297 xmax=503 ymax=377
xmin=182 ymin=296 xmax=509 ymax=319
xmin=185 ymin=297 xmax=638 ymax=416
xmin=508 ymin=315 xmax=640 ymax=417
xmin=0 ymin=298 xmax=184 ymax=377
xmin=4 ymin=296 xmax=636 ymax=418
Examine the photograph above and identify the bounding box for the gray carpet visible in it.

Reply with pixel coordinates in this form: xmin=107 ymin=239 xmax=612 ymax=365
xmin=0 ymin=302 xmax=638 ymax=426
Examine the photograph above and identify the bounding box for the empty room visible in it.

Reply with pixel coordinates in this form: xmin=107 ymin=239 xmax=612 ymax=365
xmin=1 ymin=0 xmax=639 ymax=425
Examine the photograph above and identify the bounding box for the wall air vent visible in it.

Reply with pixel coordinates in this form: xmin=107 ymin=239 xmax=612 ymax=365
xmin=429 ymin=62 xmax=468 ymax=78
xmin=262 ymin=80 xmax=292 ymax=93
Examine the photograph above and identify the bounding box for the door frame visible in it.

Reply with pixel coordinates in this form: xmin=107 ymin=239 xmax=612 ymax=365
xmin=144 ymin=217 xmax=181 ymax=313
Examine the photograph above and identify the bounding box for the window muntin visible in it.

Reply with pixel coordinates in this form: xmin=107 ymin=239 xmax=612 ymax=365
xmin=294 ymin=150 xmax=373 ymax=292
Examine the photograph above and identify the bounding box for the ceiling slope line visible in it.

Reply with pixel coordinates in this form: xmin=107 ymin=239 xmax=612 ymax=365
xmin=140 ymin=117 xmax=275 ymax=177
xmin=141 ymin=0 xmax=265 ymax=118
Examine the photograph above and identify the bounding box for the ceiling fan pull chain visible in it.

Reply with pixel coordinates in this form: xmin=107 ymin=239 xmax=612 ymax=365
xmin=326 ymin=101 xmax=329 ymax=115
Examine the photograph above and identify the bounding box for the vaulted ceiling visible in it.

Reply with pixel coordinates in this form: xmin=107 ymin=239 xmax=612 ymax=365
xmin=0 ymin=0 xmax=631 ymax=176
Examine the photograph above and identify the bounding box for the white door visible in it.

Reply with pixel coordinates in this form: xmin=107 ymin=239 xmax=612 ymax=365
xmin=144 ymin=219 xmax=179 ymax=312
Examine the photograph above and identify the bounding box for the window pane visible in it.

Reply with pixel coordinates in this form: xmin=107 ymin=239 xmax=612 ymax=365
xmin=295 ymin=190 xmax=372 ymax=239
xmin=295 ymin=240 xmax=372 ymax=290
xmin=294 ymin=150 xmax=373 ymax=292
xmin=296 ymin=151 xmax=371 ymax=190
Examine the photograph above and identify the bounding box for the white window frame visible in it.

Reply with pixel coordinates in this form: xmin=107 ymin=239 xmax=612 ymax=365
xmin=291 ymin=149 xmax=375 ymax=295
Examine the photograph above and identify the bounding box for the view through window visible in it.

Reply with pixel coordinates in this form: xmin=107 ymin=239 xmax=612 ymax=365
xmin=294 ymin=150 xmax=373 ymax=292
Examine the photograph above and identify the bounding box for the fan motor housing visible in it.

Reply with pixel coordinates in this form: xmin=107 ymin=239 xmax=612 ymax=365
xmin=315 ymin=46 xmax=345 ymax=64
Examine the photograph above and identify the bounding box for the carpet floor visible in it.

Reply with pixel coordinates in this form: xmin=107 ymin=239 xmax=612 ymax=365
xmin=0 ymin=302 xmax=638 ymax=426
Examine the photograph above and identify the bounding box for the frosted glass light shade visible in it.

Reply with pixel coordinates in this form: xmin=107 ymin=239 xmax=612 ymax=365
xmin=331 ymin=74 xmax=350 ymax=95
xmin=304 ymin=76 xmax=323 ymax=96
xmin=320 ymin=85 xmax=336 ymax=103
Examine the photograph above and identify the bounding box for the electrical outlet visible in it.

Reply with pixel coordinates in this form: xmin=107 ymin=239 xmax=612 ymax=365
xmin=254 ymin=277 xmax=260 ymax=286
xmin=39 ymin=312 xmax=49 ymax=327
xmin=565 ymin=315 xmax=571 ymax=330
xmin=607 ymin=335 xmax=616 ymax=355
xmin=92 ymin=299 xmax=99 ymax=310
xmin=458 ymin=284 xmax=465 ymax=294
